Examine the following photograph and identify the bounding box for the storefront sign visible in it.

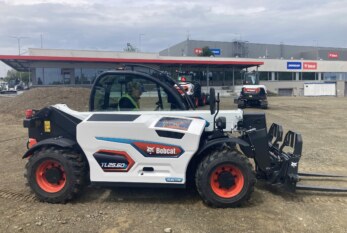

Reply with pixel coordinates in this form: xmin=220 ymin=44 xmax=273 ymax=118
xmin=328 ymin=52 xmax=339 ymax=59
xmin=210 ymin=48 xmax=221 ymax=56
xmin=194 ymin=48 xmax=221 ymax=56
xmin=287 ymin=62 xmax=302 ymax=70
xmin=194 ymin=48 xmax=202 ymax=55
xmin=303 ymin=62 xmax=317 ymax=70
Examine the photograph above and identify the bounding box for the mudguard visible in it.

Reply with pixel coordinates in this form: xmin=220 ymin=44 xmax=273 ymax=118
xmin=22 ymin=137 xmax=77 ymax=159
xmin=196 ymin=136 xmax=249 ymax=156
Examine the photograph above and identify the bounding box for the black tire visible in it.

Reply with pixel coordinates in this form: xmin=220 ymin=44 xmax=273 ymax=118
xmin=261 ymin=104 xmax=268 ymax=109
xmin=237 ymin=99 xmax=246 ymax=109
xmin=259 ymin=97 xmax=268 ymax=109
xmin=24 ymin=147 xmax=87 ymax=203
xmin=195 ymin=148 xmax=255 ymax=208
xmin=193 ymin=82 xmax=202 ymax=97
xmin=238 ymin=104 xmax=245 ymax=109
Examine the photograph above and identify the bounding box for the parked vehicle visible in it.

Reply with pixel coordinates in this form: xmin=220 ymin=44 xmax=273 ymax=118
xmin=235 ymin=71 xmax=268 ymax=109
xmin=177 ymin=72 xmax=209 ymax=107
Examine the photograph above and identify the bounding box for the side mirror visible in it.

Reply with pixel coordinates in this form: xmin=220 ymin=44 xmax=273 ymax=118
xmin=210 ymin=88 xmax=216 ymax=115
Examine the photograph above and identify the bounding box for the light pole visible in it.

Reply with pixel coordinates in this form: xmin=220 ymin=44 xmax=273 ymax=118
xmin=138 ymin=33 xmax=145 ymax=52
xmin=313 ymin=40 xmax=319 ymax=60
xmin=10 ymin=36 xmax=29 ymax=55
xmin=40 ymin=33 xmax=43 ymax=48
xmin=10 ymin=36 xmax=29 ymax=84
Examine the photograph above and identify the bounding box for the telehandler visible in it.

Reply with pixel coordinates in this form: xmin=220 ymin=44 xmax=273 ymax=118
xmin=23 ymin=68 xmax=346 ymax=207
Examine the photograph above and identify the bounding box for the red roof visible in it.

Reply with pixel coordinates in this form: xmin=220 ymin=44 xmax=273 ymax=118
xmin=0 ymin=55 xmax=263 ymax=71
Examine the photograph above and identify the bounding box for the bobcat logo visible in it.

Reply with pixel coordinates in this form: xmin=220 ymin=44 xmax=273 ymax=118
xmin=146 ymin=146 xmax=155 ymax=154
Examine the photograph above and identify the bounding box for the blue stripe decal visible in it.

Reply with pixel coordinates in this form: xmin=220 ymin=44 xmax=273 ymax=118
xmin=96 ymin=137 xmax=133 ymax=144
xmin=95 ymin=137 xmax=185 ymax=158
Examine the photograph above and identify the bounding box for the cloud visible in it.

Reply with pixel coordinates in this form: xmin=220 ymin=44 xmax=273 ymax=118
xmin=3 ymin=0 xmax=91 ymax=6
xmin=0 ymin=0 xmax=347 ymax=76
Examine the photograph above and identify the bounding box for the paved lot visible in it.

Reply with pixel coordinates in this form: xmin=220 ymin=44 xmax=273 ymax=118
xmin=0 ymin=90 xmax=346 ymax=233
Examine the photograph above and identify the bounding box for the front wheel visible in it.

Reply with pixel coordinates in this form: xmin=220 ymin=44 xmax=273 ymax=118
xmin=261 ymin=104 xmax=268 ymax=109
xmin=238 ymin=103 xmax=246 ymax=109
xmin=195 ymin=148 xmax=255 ymax=208
xmin=25 ymin=147 xmax=87 ymax=203
xmin=260 ymin=100 xmax=268 ymax=109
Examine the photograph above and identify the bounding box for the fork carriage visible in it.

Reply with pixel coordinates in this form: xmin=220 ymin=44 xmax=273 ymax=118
xmin=245 ymin=122 xmax=347 ymax=192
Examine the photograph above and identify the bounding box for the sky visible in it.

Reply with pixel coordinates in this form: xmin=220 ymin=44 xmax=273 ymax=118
xmin=1 ymin=0 xmax=347 ymax=76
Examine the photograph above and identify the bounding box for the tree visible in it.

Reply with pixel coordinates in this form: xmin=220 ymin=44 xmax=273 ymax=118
xmin=124 ymin=43 xmax=137 ymax=52
xmin=198 ymin=46 xmax=215 ymax=57
xmin=5 ymin=69 xmax=29 ymax=84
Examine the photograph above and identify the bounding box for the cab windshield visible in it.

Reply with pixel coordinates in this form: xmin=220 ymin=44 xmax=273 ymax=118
xmin=244 ymin=74 xmax=259 ymax=85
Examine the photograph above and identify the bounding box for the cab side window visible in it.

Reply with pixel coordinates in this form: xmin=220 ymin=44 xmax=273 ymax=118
xmin=92 ymin=73 xmax=178 ymax=111
xmin=93 ymin=74 xmax=122 ymax=111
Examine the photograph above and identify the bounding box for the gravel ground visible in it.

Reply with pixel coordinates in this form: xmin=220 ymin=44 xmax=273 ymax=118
xmin=0 ymin=88 xmax=346 ymax=233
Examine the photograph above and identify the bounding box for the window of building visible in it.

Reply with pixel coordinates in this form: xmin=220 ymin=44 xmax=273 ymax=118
xmin=233 ymin=71 xmax=242 ymax=85
xmin=36 ymin=68 xmax=62 ymax=85
xmin=259 ymin=72 xmax=270 ymax=81
xmin=278 ymin=72 xmax=294 ymax=81
xmin=324 ymin=72 xmax=347 ymax=81
xmin=302 ymin=72 xmax=315 ymax=81
xmin=75 ymin=68 xmax=108 ymax=84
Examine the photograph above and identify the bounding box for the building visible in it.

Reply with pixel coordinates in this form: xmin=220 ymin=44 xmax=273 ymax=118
xmin=0 ymin=48 xmax=262 ymax=87
xmin=160 ymin=40 xmax=347 ymax=96
xmin=1 ymin=39 xmax=347 ymax=97
xmin=160 ymin=39 xmax=347 ymax=61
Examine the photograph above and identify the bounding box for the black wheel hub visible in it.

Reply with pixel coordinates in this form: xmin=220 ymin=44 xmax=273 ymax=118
xmin=45 ymin=167 xmax=63 ymax=184
xmin=217 ymin=171 xmax=235 ymax=189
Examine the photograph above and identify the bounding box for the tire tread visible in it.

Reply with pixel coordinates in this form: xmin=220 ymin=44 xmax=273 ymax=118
xmin=195 ymin=147 xmax=255 ymax=208
xmin=24 ymin=147 xmax=88 ymax=203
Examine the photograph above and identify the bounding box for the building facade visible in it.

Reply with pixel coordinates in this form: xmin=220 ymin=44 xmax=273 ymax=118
xmin=160 ymin=40 xmax=347 ymax=96
xmin=160 ymin=39 xmax=347 ymax=61
xmin=1 ymin=39 xmax=347 ymax=96
xmin=0 ymin=48 xmax=263 ymax=87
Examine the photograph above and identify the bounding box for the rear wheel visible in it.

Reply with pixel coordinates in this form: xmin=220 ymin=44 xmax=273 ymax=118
xmin=25 ymin=147 xmax=87 ymax=203
xmin=195 ymin=148 xmax=255 ymax=207
xmin=237 ymin=99 xmax=246 ymax=109
xmin=238 ymin=103 xmax=246 ymax=109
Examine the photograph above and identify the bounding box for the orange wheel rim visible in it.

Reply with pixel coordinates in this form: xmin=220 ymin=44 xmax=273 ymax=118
xmin=210 ymin=164 xmax=244 ymax=198
xmin=36 ymin=160 xmax=66 ymax=193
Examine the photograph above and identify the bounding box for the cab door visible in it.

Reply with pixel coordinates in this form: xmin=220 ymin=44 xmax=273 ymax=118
xmin=89 ymin=72 xmax=184 ymax=111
